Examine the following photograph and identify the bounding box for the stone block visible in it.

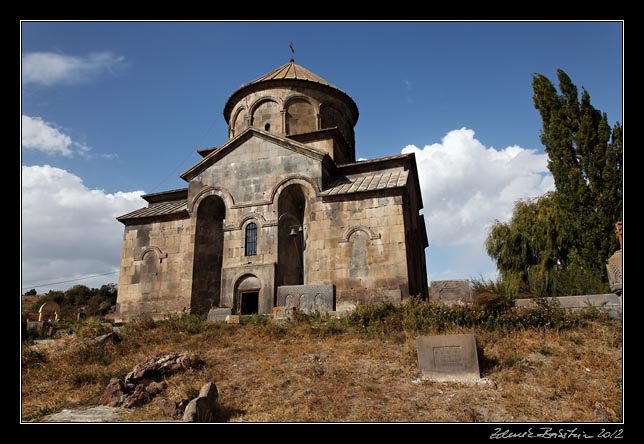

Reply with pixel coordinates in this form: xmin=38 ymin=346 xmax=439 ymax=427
xmin=276 ymin=284 xmax=335 ymax=313
xmin=272 ymin=306 xmax=295 ymax=320
xmin=430 ymin=280 xmax=472 ymax=303
xmin=225 ymin=315 xmax=240 ymax=325
xmin=606 ymin=250 xmax=622 ymax=295
xmin=514 ymin=294 xmax=622 ymax=320
xmin=182 ymin=382 xmax=218 ymax=422
xmin=416 ymin=334 xmax=481 ymax=382
xmin=207 ymin=308 xmax=232 ymax=323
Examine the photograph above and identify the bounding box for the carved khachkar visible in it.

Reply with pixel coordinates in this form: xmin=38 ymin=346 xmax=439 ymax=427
xmin=606 ymin=222 xmax=622 ymax=296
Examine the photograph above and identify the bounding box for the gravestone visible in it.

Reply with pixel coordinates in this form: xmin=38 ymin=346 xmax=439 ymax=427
xmin=429 ymin=280 xmax=472 ymax=304
xmin=276 ymin=284 xmax=335 ymax=313
xmin=416 ymin=334 xmax=481 ymax=382
xmin=207 ymin=308 xmax=232 ymax=323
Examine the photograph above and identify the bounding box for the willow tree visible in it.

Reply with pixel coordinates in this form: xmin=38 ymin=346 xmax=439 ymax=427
xmin=487 ymin=69 xmax=622 ymax=296
xmin=486 ymin=192 xmax=566 ymax=296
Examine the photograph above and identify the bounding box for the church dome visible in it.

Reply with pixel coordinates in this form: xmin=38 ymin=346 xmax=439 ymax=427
xmin=223 ymin=59 xmax=359 ymax=153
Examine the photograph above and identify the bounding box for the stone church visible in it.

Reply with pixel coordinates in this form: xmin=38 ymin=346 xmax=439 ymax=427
xmin=114 ymin=59 xmax=428 ymax=322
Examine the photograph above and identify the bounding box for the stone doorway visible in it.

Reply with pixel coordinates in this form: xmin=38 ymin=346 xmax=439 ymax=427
xmin=234 ymin=274 xmax=261 ymax=314
xmin=240 ymin=291 xmax=259 ymax=314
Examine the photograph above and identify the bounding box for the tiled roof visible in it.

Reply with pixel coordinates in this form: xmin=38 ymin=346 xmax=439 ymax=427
xmin=321 ymin=170 xmax=409 ymax=196
xmin=247 ymin=59 xmax=339 ymax=90
xmin=117 ymin=200 xmax=187 ymax=221
xmin=338 ymin=153 xmax=412 ymax=167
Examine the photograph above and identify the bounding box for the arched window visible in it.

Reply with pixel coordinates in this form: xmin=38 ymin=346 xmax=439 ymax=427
xmin=245 ymin=222 xmax=257 ymax=256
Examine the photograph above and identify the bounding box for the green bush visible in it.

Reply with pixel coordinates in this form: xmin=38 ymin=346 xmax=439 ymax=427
xmin=125 ymin=316 xmax=157 ymax=334
xmin=159 ymin=313 xmax=207 ymax=334
xmin=240 ymin=314 xmax=270 ymax=325
xmin=552 ymin=262 xmax=610 ymax=296
xmin=346 ymin=297 xmax=604 ymax=336
xmin=74 ymin=318 xmax=112 ymax=339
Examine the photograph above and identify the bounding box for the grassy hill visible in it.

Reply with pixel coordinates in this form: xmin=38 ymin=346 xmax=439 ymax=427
xmin=21 ymin=299 xmax=622 ymax=423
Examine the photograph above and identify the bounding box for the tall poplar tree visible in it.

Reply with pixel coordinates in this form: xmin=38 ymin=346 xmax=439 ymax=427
xmin=487 ymin=69 xmax=622 ymax=295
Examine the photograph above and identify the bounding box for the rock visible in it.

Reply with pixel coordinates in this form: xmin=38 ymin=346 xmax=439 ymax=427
xmin=42 ymin=406 xmax=130 ymax=422
xmin=156 ymin=398 xmax=180 ymax=417
xmin=182 ymin=399 xmax=198 ymax=422
xmin=100 ymin=352 xmax=202 ymax=410
xmin=177 ymin=399 xmax=190 ymax=414
xmin=92 ymin=331 xmax=120 ymax=345
xmin=182 ymin=382 xmax=219 ymax=422
xmin=122 ymin=384 xmax=150 ymax=409
xmin=125 ymin=352 xmax=204 ymax=384
xmin=100 ymin=378 xmax=126 ymax=407
xmin=145 ymin=380 xmax=167 ymax=395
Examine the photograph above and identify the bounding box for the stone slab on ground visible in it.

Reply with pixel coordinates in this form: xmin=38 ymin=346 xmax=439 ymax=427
xmin=416 ymin=334 xmax=481 ymax=383
xmin=207 ymin=308 xmax=232 ymax=322
xmin=41 ymin=406 xmax=131 ymax=422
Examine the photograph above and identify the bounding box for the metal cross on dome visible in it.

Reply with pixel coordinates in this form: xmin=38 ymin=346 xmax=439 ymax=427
xmin=289 ymin=42 xmax=295 ymax=61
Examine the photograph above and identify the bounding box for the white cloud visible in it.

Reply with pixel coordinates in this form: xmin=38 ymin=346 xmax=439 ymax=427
xmin=22 ymin=51 xmax=125 ymax=86
xmin=21 ymin=165 xmax=145 ymax=291
xmin=22 ymin=114 xmax=116 ymax=159
xmin=403 ymin=128 xmax=555 ymax=248
xmin=22 ymin=115 xmax=73 ymax=156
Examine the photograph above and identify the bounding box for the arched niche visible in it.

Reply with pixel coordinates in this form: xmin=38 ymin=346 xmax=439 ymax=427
xmin=191 ymin=195 xmax=226 ymax=314
xmin=285 ymin=97 xmax=316 ymax=135
xmin=231 ymin=107 xmax=248 ymax=138
xmin=251 ymin=98 xmax=282 ymax=134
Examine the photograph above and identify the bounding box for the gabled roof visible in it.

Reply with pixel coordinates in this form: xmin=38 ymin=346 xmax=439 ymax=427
xmin=142 ymin=188 xmax=188 ymax=204
xmin=180 ymin=127 xmax=329 ymax=182
xmin=117 ymin=200 xmax=187 ymax=222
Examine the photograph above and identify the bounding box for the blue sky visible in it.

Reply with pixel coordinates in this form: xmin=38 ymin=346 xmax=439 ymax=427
xmin=20 ymin=21 xmax=623 ymax=293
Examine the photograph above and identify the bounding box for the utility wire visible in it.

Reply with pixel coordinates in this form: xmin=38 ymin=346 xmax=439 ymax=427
xmin=21 ymin=271 xmax=118 ymax=291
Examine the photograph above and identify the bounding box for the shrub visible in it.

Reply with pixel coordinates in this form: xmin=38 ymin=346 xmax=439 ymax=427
xmin=74 ymin=318 xmax=113 ymax=339
xmin=473 ymin=292 xmax=514 ymax=315
xmin=239 ymin=314 xmax=270 ymax=325
xmin=160 ymin=313 xmax=207 ymax=334
xmin=125 ymin=316 xmax=157 ymax=334
xmin=347 ymin=302 xmax=403 ymax=335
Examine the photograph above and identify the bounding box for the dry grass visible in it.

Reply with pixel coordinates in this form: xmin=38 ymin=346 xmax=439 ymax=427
xmin=21 ymin=312 xmax=622 ymax=423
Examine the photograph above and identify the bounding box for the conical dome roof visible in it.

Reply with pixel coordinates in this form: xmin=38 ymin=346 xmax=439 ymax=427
xmin=223 ymin=59 xmax=358 ymax=125
xmin=247 ymin=59 xmax=339 ymax=89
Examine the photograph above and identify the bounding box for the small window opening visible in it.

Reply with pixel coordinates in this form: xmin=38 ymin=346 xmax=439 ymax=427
xmin=264 ymin=123 xmax=271 ymax=132
xmin=245 ymin=222 xmax=257 ymax=256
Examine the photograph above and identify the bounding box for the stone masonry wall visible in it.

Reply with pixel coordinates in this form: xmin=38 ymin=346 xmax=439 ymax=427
xmin=306 ymin=193 xmax=410 ymax=310
xmin=115 ymin=217 xmax=195 ymax=322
